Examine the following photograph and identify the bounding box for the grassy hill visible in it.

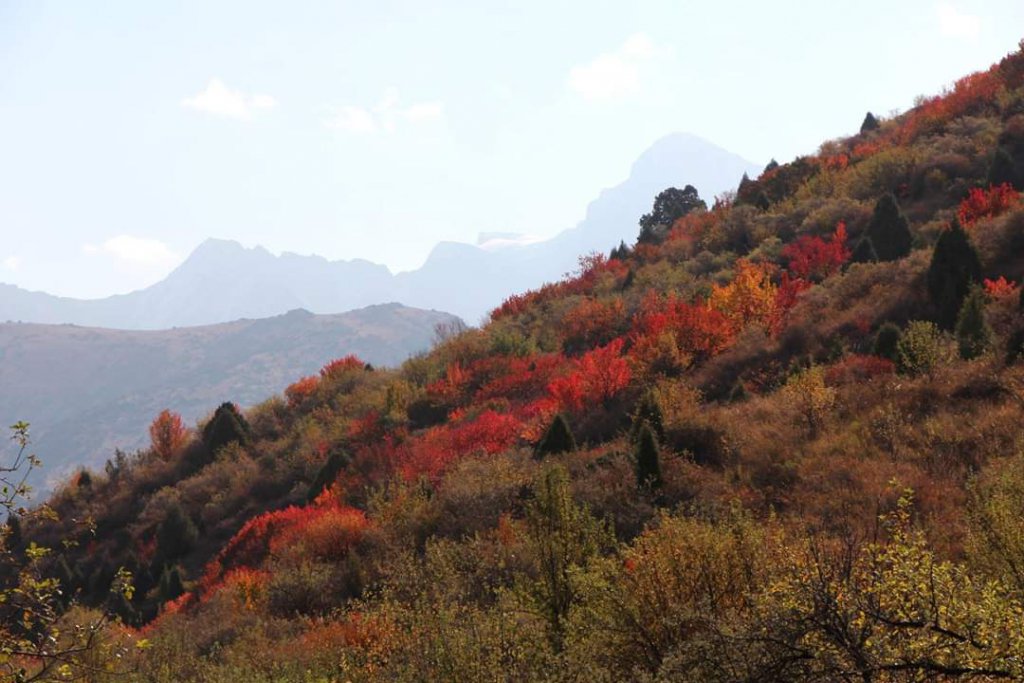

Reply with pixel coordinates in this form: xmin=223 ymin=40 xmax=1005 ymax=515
xmin=8 ymin=42 xmax=1024 ymax=683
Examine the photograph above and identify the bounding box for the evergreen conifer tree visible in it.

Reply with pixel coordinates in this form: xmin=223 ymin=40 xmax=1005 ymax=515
xmin=873 ymin=323 xmax=903 ymax=361
xmin=609 ymin=240 xmax=630 ymax=261
xmin=867 ymin=194 xmax=913 ymax=261
xmin=860 ymin=111 xmax=880 ymax=133
xmin=988 ymin=146 xmax=1022 ymax=190
xmin=157 ymin=503 xmax=198 ymax=562
xmin=955 ymin=287 xmax=993 ymax=360
xmin=1007 ymin=327 xmax=1024 ymax=365
xmin=927 ymin=217 xmax=983 ymax=329
xmin=535 ymin=414 xmax=576 ymax=459
xmin=202 ymin=402 xmax=251 ymax=455
xmin=728 ymin=379 xmax=750 ymax=403
xmin=634 ymin=423 xmax=663 ymax=490
xmin=851 ymin=236 xmax=879 ymax=263
xmin=629 ymin=391 xmax=665 ymax=444
xmin=307 ymin=450 xmax=350 ymax=503
xmin=158 ymin=565 xmax=185 ymax=603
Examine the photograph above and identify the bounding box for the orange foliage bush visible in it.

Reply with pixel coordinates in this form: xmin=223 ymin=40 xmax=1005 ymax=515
xmin=957 ymin=183 xmax=1020 ymax=227
xmin=285 ymin=375 xmax=319 ymax=408
xmin=149 ymin=409 xmax=188 ymax=460
xmin=710 ymin=260 xmax=779 ymax=332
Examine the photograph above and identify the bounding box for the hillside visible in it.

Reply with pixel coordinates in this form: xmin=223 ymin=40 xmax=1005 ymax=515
xmin=0 ymin=134 xmax=759 ymax=327
xmin=0 ymin=303 xmax=460 ymax=491
xmin=8 ymin=43 xmax=1024 ymax=683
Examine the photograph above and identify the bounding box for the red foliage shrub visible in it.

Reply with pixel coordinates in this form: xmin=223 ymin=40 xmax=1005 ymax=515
xmin=285 ymin=376 xmax=319 ymax=408
xmin=548 ymin=338 xmax=631 ymax=412
xmin=320 ymin=355 xmax=366 ymax=379
xmin=269 ymin=504 xmax=368 ymax=562
xmin=149 ymin=409 xmax=188 ymax=460
xmin=475 ymin=353 xmax=568 ymax=402
xmin=489 ymin=254 xmax=628 ymax=321
xmin=561 ymin=297 xmax=627 ymax=352
xmin=398 ymin=409 xmax=522 ymax=480
xmin=631 ymin=291 xmax=735 ymax=361
xmin=899 ymin=67 xmax=1003 ymax=142
xmin=426 ymin=362 xmax=472 ymax=403
xmin=824 ymin=355 xmax=896 ymax=386
xmin=821 ymin=153 xmax=849 ymax=172
xmin=780 ymin=222 xmax=851 ymax=281
xmin=984 ymin=276 xmax=1019 ymax=299
xmin=957 ymin=183 xmax=1021 ymax=227
xmin=770 ymin=272 xmax=813 ymax=336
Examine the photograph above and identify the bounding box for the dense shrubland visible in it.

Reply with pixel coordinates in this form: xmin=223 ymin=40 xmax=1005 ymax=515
xmin=6 ymin=41 xmax=1024 ymax=682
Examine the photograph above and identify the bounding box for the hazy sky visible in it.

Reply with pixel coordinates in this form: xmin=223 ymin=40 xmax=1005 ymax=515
xmin=2 ymin=1 xmax=1022 ymax=298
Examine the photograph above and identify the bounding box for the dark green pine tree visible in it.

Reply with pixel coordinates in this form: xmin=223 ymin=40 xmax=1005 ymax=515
xmin=3 ymin=514 xmax=22 ymax=551
xmin=860 ymin=111 xmax=880 ymax=133
xmin=1007 ymin=327 xmax=1024 ymax=365
xmin=764 ymin=159 xmax=780 ymax=173
xmin=156 ymin=503 xmax=199 ymax=562
xmin=988 ymin=146 xmax=1022 ymax=190
xmin=866 ymin=194 xmax=913 ymax=261
xmin=955 ymin=287 xmax=993 ymax=360
xmin=307 ymin=449 xmax=350 ymax=503
xmin=851 ymin=236 xmax=879 ymax=263
xmin=202 ymin=402 xmax=251 ymax=455
xmin=728 ymin=379 xmax=750 ymax=403
xmin=629 ymin=391 xmax=665 ymax=444
xmin=159 ymin=565 xmax=186 ymax=603
xmin=634 ymin=423 xmax=663 ymax=490
xmin=535 ymin=414 xmax=577 ymax=459
xmin=609 ymin=240 xmax=630 ymax=261
xmin=872 ymin=323 xmax=903 ymax=362
xmin=927 ymin=217 xmax=983 ymax=330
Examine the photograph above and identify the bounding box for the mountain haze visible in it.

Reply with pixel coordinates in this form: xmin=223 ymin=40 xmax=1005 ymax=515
xmin=0 ymin=134 xmax=759 ymax=326
xmin=0 ymin=303 xmax=458 ymax=489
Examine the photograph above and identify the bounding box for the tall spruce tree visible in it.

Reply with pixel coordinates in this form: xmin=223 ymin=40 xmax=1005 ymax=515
xmin=873 ymin=323 xmax=903 ymax=362
xmin=634 ymin=423 xmax=663 ymax=490
xmin=867 ymin=194 xmax=913 ymax=261
xmin=202 ymin=402 xmax=251 ymax=455
xmin=158 ymin=565 xmax=185 ymax=603
xmin=955 ymin=287 xmax=993 ymax=360
xmin=988 ymin=145 xmax=1022 ymax=190
xmin=535 ymin=414 xmax=576 ymax=459
xmin=927 ymin=218 xmax=983 ymax=329
xmin=851 ymin=236 xmax=879 ymax=263
xmin=307 ymin=450 xmax=350 ymax=503
xmin=156 ymin=503 xmax=198 ymax=562
xmin=860 ymin=111 xmax=880 ymax=133
xmin=629 ymin=391 xmax=665 ymax=444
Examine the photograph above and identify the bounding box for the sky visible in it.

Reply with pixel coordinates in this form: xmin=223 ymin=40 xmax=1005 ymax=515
xmin=1 ymin=1 xmax=1023 ymax=298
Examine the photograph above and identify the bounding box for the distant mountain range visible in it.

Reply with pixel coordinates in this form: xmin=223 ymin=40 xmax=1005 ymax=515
xmin=0 ymin=303 xmax=458 ymax=491
xmin=0 ymin=133 xmax=760 ymax=326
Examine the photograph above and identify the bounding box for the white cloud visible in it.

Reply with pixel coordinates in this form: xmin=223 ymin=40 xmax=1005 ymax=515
xmin=324 ymin=89 xmax=444 ymax=134
xmin=82 ymin=235 xmax=179 ymax=270
xmin=937 ymin=2 xmax=981 ymax=40
xmin=324 ymin=106 xmax=379 ymax=133
xmin=2 ymin=256 xmax=21 ymax=271
xmin=568 ymin=32 xmax=666 ymax=102
xmin=181 ymin=79 xmax=277 ymax=120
